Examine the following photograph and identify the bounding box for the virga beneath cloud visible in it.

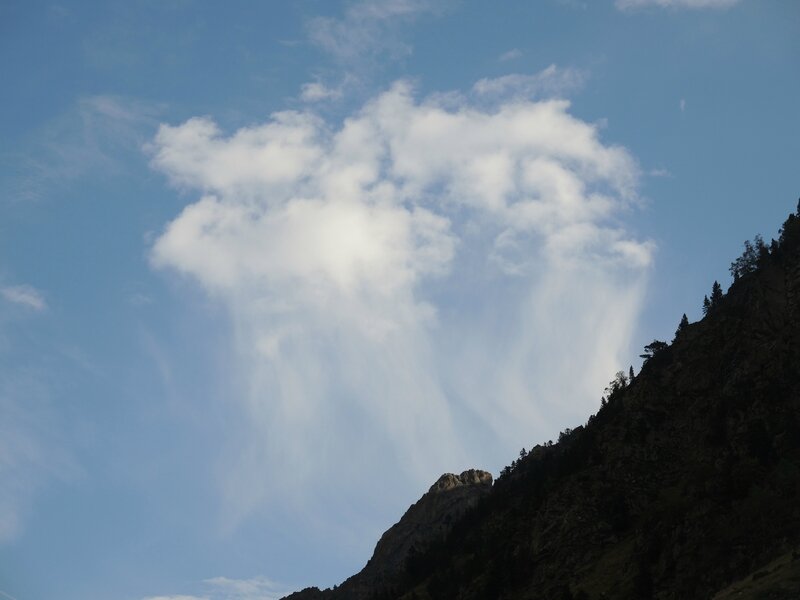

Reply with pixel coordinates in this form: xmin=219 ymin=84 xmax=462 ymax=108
xmin=148 ymin=74 xmax=653 ymax=532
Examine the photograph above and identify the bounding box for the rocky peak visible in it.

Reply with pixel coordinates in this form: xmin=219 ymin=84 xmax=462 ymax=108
xmin=428 ymin=469 xmax=493 ymax=493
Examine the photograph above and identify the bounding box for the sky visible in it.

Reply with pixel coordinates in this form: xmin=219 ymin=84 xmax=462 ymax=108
xmin=0 ymin=1 xmax=798 ymax=599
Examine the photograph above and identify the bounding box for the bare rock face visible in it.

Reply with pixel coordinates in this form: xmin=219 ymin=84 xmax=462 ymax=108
xmin=282 ymin=469 xmax=492 ymax=600
xmin=428 ymin=469 xmax=493 ymax=492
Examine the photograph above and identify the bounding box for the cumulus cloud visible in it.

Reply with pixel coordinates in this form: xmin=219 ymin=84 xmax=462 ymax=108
xmin=1 ymin=285 xmax=47 ymax=311
xmin=616 ymin=0 xmax=740 ymax=10
xmin=472 ymin=65 xmax=587 ymax=100
xmin=149 ymin=79 xmax=652 ymax=534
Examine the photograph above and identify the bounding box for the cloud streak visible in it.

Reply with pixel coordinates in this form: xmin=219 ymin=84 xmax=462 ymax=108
xmin=1 ymin=285 xmax=47 ymax=311
xmin=0 ymin=368 xmax=76 ymax=543
xmin=143 ymin=575 xmax=292 ymax=600
xmin=472 ymin=65 xmax=587 ymax=101
xmin=616 ymin=0 xmax=740 ymax=10
xmin=3 ymin=95 xmax=160 ymax=203
xmin=300 ymin=81 xmax=344 ymax=103
xmin=307 ymin=0 xmax=443 ymax=66
xmin=148 ymin=77 xmax=653 ymax=536
xmin=498 ymin=49 xmax=522 ymax=62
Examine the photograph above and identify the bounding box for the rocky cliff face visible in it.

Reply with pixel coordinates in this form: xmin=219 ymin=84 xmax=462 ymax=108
xmin=284 ymin=470 xmax=492 ymax=600
xmin=285 ymin=205 xmax=800 ymax=600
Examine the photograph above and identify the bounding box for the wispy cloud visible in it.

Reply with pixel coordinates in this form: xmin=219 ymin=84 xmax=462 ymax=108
xmin=498 ymin=48 xmax=522 ymax=62
xmin=301 ymin=0 xmax=449 ymax=106
xmin=0 ymin=369 xmax=77 ymax=543
xmin=616 ymin=0 xmax=740 ymax=10
xmin=307 ymin=0 xmax=444 ymax=66
xmin=3 ymin=95 xmax=160 ymax=203
xmin=129 ymin=292 xmax=154 ymax=307
xmin=1 ymin=285 xmax=47 ymax=311
xmin=204 ymin=576 xmax=291 ymax=600
xmin=143 ymin=575 xmax=292 ymax=600
xmin=473 ymin=64 xmax=587 ymax=100
xmin=300 ymin=81 xmax=344 ymax=103
xmin=149 ymin=76 xmax=651 ymax=534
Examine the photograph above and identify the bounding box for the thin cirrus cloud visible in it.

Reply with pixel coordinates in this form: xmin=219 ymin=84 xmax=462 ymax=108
xmin=616 ymin=0 xmax=740 ymax=10
xmin=5 ymin=95 xmax=159 ymax=203
xmin=147 ymin=70 xmax=653 ymax=533
xmin=498 ymin=48 xmax=523 ymax=62
xmin=307 ymin=0 xmax=444 ymax=65
xmin=1 ymin=285 xmax=47 ymax=311
xmin=472 ymin=64 xmax=587 ymax=100
xmin=142 ymin=575 xmax=292 ymax=600
xmin=0 ymin=370 xmax=76 ymax=543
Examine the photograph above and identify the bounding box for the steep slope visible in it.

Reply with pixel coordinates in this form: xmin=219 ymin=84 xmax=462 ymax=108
xmin=285 ymin=205 xmax=800 ymax=600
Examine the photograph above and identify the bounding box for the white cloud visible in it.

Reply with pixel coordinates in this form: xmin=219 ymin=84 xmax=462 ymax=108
xmin=307 ymin=0 xmax=442 ymax=65
xmin=143 ymin=576 xmax=292 ymax=600
xmin=204 ymin=576 xmax=291 ymax=600
xmin=4 ymin=95 xmax=160 ymax=202
xmin=498 ymin=48 xmax=522 ymax=62
xmin=300 ymin=81 xmax=343 ymax=103
xmin=1 ymin=285 xmax=46 ymax=311
xmin=616 ymin=0 xmax=740 ymax=10
xmin=149 ymin=78 xmax=652 ymax=536
xmin=473 ymin=64 xmax=587 ymax=100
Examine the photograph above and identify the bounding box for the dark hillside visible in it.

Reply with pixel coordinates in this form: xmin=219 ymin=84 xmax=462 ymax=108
xmin=286 ymin=205 xmax=800 ymax=600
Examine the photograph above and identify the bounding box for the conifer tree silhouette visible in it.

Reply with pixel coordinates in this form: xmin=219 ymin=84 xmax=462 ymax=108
xmin=710 ymin=281 xmax=723 ymax=308
xmin=675 ymin=313 xmax=689 ymax=339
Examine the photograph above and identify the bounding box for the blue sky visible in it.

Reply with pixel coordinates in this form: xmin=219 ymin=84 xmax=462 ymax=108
xmin=1 ymin=1 xmax=798 ymax=599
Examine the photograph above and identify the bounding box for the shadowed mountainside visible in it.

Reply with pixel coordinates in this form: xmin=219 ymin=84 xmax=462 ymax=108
xmin=285 ymin=205 xmax=800 ymax=600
